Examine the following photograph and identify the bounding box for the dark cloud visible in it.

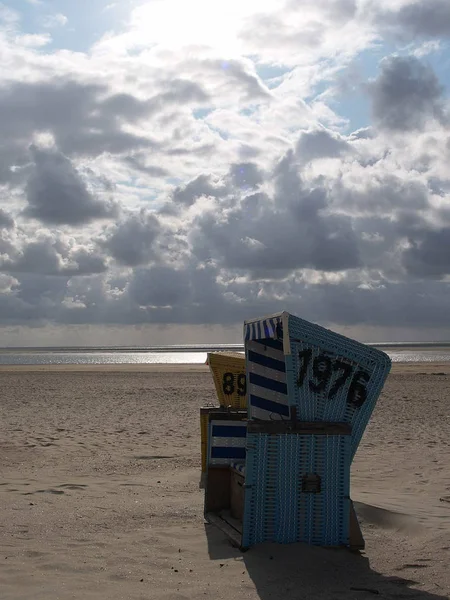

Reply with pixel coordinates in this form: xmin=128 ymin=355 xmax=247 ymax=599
xmin=67 ymin=249 xmax=108 ymax=276
xmin=228 ymin=162 xmax=264 ymax=189
xmin=103 ymin=210 xmax=161 ymax=267
xmin=427 ymin=177 xmax=450 ymax=197
xmin=9 ymin=241 xmax=61 ymax=275
xmin=14 ymin=274 xmax=69 ymax=316
xmin=0 ymin=80 xmax=157 ymax=171
xmin=190 ymin=150 xmax=361 ymax=274
xmin=149 ymin=79 xmax=210 ymax=109
xmin=0 ymin=208 xmax=14 ymax=229
xmin=124 ymin=155 xmax=169 ymax=178
xmin=402 ymin=228 xmax=450 ymax=278
xmin=367 ymin=56 xmax=446 ymax=131
xmin=208 ymin=59 xmax=271 ymax=102
xmin=168 ymin=162 xmax=263 ymax=210
xmin=295 ymin=279 xmax=450 ymax=329
xmin=377 ymin=0 xmax=450 ymax=40
xmin=165 ymin=143 xmax=216 ymax=157
xmin=332 ymin=173 xmax=430 ymax=212
xmin=1 ymin=238 xmax=107 ymax=276
xmin=0 ymin=77 xmax=210 ymax=185
xmin=296 ymin=129 xmax=351 ymax=162
xmin=24 ymin=146 xmax=118 ymax=225
xmin=238 ymin=144 xmax=262 ymax=160
xmin=128 ymin=265 xmax=192 ymax=307
xmin=171 ymin=174 xmax=229 ymax=206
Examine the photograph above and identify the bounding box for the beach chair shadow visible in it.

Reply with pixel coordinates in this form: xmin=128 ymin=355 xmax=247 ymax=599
xmin=203 ymin=523 xmax=448 ymax=599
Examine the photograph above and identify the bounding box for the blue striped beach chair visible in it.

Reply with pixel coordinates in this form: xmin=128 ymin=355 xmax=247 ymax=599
xmin=242 ymin=421 xmax=351 ymax=548
xmin=204 ymin=410 xmax=248 ymax=537
xmin=204 ymin=419 xmax=358 ymax=550
xmin=244 ymin=311 xmax=391 ymax=458
xmin=207 ymin=418 xmax=247 ymax=467
xmin=204 ymin=311 xmax=387 ymax=551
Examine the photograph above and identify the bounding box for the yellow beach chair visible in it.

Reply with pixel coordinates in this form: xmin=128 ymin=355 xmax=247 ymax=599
xmin=206 ymin=351 xmax=247 ymax=409
xmin=200 ymin=352 xmax=248 ymax=483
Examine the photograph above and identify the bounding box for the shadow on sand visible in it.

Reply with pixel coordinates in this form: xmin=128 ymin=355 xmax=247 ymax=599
xmin=204 ymin=516 xmax=448 ymax=600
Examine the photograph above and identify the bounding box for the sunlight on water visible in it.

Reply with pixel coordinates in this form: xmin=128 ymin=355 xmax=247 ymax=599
xmin=388 ymin=351 xmax=450 ymax=362
xmin=1 ymin=347 xmax=450 ymax=365
xmin=0 ymin=352 xmax=208 ymax=365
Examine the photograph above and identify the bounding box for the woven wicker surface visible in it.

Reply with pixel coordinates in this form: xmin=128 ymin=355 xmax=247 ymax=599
xmin=242 ymin=432 xmax=351 ymax=548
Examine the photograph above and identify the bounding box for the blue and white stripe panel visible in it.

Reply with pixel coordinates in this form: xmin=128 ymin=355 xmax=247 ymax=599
xmin=208 ymin=420 xmax=247 ymax=467
xmin=246 ymin=339 xmax=289 ymax=421
xmin=244 ymin=314 xmax=284 ymax=342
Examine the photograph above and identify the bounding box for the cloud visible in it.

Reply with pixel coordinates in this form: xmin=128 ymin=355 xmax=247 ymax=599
xmin=0 ymin=235 xmax=108 ymax=276
xmin=402 ymin=228 xmax=450 ymax=278
xmin=24 ymin=146 xmax=118 ymax=226
xmin=296 ymin=128 xmax=352 ymax=162
xmin=170 ymin=174 xmax=230 ymax=207
xmin=0 ymin=79 xmax=161 ymax=187
xmin=128 ymin=265 xmax=192 ymax=307
xmin=189 ymin=149 xmax=362 ymax=275
xmin=377 ymin=0 xmax=450 ymax=40
xmin=0 ymin=77 xmax=210 ymax=179
xmin=0 ymin=208 xmax=14 ymax=229
xmin=40 ymin=13 xmax=68 ymax=29
xmin=229 ymin=162 xmax=264 ymax=189
xmin=102 ymin=210 xmax=161 ymax=266
xmin=367 ymin=56 xmax=447 ymax=131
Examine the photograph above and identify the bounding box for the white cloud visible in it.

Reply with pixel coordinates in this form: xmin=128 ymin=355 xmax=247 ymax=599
xmin=40 ymin=13 xmax=68 ymax=29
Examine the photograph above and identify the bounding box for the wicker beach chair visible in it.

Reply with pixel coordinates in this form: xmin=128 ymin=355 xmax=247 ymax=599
xmin=203 ymin=311 xmax=390 ymax=551
xmin=244 ymin=311 xmax=391 ymax=458
xmin=200 ymin=352 xmax=247 ymax=479
xmin=207 ymin=351 xmax=247 ymax=409
xmin=204 ymin=416 xmax=355 ymax=549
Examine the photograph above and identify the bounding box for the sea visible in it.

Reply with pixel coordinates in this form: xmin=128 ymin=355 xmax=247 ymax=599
xmin=1 ymin=343 xmax=450 ymax=365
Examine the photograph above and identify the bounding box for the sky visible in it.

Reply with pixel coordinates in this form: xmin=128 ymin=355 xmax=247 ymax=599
xmin=1 ymin=0 xmax=450 ymax=346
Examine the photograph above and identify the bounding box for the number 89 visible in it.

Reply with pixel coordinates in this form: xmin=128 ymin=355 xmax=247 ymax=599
xmin=222 ymin=372 xmax=246 ymax=396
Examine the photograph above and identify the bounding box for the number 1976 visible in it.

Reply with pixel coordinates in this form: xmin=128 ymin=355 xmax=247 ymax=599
xmin=297 ymin=348 xmax=370 ymax=408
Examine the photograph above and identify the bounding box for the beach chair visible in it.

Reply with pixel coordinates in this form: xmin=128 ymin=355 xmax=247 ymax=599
xmin=205 ymin=417 xmax=354 ymax=549
xmin=200 ymin=352 xmax=247 ymax=482
xmin=204 ymin=311 xmax=390 ymax=550
xmin=207 ymin=351 xmax=247 ymax=409
xmin=203 ymin=409 xmax=248 ymax=536
xmin=244 ymin=311 xmax=391 ymax=458
xmin=200 ymin=407 xmax=227 ymax=477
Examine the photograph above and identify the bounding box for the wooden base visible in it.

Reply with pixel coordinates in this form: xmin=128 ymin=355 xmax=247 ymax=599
xmin=230 ymin=471 xmax=245 ymax=521
xmin=205 ymin=511 xmax=243 ymax=549
xmin=205 ymin=496 xmax=365 ymax=552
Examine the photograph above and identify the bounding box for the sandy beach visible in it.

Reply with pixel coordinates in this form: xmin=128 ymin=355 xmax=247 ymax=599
xmin=1 ymin=363 xmax=449 ymax=599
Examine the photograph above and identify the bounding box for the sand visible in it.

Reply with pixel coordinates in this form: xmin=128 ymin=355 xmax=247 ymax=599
xmin=0 ymin=363 xmax=449 ymax=600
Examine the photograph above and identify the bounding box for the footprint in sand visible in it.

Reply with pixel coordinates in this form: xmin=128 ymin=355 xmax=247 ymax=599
xmin=22 ymin=489 xmax=65 ymax=495
xmin=57 ymin=484 xmax=88 ymax=490
xmin=396 ymin=563 xmax=429 ymax=571
xmin=133 ymin=455 xmax=174 ymax=460
xmin=23 ymin=550 xmax=49 ymax=558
